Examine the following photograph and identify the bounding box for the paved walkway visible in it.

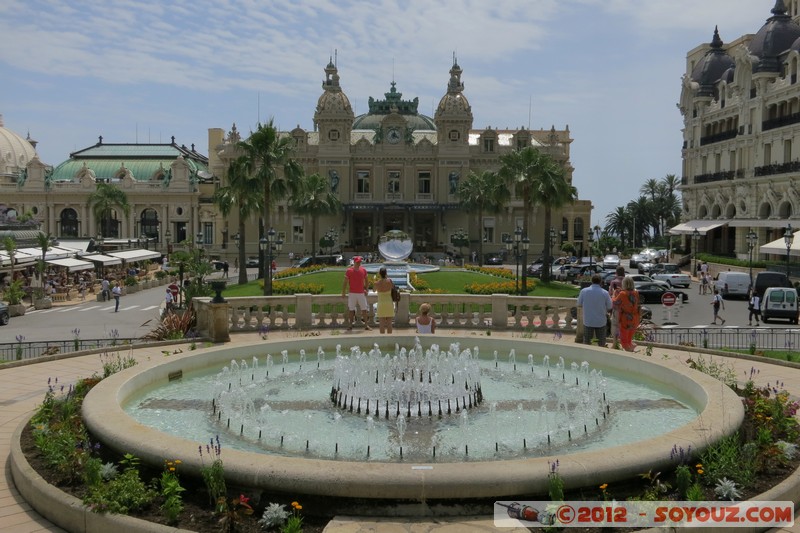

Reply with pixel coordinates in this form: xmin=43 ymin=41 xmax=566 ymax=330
xmin=2 ymin=332 xmax=800 ymax=532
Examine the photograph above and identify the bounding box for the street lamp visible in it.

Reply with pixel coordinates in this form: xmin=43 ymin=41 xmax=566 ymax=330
xmin=520 ymin=234 xmax=530 ymax=294
xmin=746 ymin=229 xmax=758 ymax=288
xmin=784 ymin=224 xmax=794 ymax=277
xmin=259 ymin=234 xmax=269 ymax=295
xmin=504 ymin=235 xmax=515 ymax=293
xmin=233 ymin=233 xmax=240 ymax=249
xmin=594 ymin=225 xmax=602 ymax=257
xmin=263 ymin=228 xmax=284 ymax=296
xmin=514 ymin=227 xmax=522 ymax=295
xmin=691 ymin=228 xmax=701 ymax=276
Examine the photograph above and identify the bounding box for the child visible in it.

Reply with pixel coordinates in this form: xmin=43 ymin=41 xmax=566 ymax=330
xmin=416 ymin=303 xmax=436 ymax=334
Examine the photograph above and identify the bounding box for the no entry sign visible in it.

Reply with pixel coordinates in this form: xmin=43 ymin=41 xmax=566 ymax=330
xmin=661 ymin=292 xmax=677 ymax=307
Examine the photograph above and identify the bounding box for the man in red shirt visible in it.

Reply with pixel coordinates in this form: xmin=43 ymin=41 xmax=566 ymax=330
xmin=342 ymin=256 xmax=371 ymax=331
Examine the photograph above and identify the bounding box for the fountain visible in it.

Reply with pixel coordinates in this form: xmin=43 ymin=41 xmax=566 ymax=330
xmin=362 ymin=229 xmax=439 ymax=287
xmin=82 ymin=335 xmax=743 ymax=505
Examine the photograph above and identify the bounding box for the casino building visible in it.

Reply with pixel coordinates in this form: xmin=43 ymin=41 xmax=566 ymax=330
xmin=2 ymin=59 xmax=591 ymax=263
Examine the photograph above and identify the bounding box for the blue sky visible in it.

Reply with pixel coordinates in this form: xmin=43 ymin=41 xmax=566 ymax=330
xmin=0 ymin=0 xmax=775 ymax=226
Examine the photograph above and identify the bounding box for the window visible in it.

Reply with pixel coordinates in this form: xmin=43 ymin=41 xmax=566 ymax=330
xmin=483 ymin=138 xmax=495 ymax=152
xmin=328 ymin=129 xmax=339 ymax=141
xmin=140 ymin=208 xmax=159 ymax=240
xmin=60 ymin=208 xmax=79 ymax=238
xmin=417 ymin=171 xmax=431 ymax=194
xmin=483 ymin=227 xmax=495 ymax=243
xmin=764 ymin=143 xmax=772 ymax=165
xmin=785 ymin=139 xmax=792 ymax=164
xmin=449 ymin=130 xmax=460 ymax=141
xmin=292 ymin=218 xmax=304 ymax=243
xmin=203 ymin=222 xmax=213 ymax=246
xmin=356 ymin=170 xmax=370 ymax=193
xmin=387 ymin=171 xmax=401 ymax=194
xmin=573 ymin=218 xmax=584 ymax=241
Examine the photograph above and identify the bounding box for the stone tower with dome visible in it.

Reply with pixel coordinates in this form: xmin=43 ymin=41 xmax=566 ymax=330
xmin=677 ymin=0 xmax=800 ymax=262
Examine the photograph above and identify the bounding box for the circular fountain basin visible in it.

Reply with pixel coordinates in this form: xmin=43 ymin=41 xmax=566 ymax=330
xmin=83 ymin=336 xmax=743 ymax=501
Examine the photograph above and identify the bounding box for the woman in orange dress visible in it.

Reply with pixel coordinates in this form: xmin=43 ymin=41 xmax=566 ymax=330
xmin=612 ymin=276 xmax=640 ymax=352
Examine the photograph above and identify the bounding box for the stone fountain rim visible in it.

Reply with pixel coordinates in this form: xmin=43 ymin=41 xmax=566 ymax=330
xmin=82 ymin=335 xmax=743 ymax=500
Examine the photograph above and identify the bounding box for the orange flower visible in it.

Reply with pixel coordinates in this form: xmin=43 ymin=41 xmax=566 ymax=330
xmin=599 ymin=483 xmax=608 ymax=490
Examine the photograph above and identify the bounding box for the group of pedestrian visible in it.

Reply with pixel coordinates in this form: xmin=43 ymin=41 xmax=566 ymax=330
xmin=578 ymin=269 xmax=640 ymax=352
xmin=341 ymin=257 xmax=435 ymax=334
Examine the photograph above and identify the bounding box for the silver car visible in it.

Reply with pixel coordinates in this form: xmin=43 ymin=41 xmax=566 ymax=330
xmin=602 ymin=254 xmax=620 ymax=269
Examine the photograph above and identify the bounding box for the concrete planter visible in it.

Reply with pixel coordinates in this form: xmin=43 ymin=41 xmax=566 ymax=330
xmin=8 ymin=303 xmax=26 ymax=317
xmin=33 ymin=297 xmax=52 ymax=310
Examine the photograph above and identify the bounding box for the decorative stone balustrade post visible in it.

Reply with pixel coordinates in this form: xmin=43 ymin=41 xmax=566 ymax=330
xmin=295 ymin=294 xmax=313 ymax=328
xmin=491 ymin=293 xmax=509 ymax=329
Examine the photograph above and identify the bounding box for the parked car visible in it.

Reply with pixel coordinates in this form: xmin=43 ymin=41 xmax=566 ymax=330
xmin=527 ymin=260 xmax=545 ymax=277
xmin=245 ymin=257 xmax=260 ymax=268
xmin=629 ymin=253 xmax=644 ymax=269
xmin=714 ymin=271 xmax=751 ymax=299
xmin=650 ymin=263 xmax=691 ymax=288
xmin=560 ymin=263 xmax=605 ymax=283
xmin=294 ymin=254 xmax=344 ymax=268
xmin=635 ymin=283 xmax=689 ymax=304
xmin=0 ymin=302 xmax=9 ymax=326
xmin=754 ymin=271 xmax=794 ymax=300
xmin=602 ymin=254 xmax=620 ymax=269
xmin=637 ymin=261 xmax=655 ymax=274
xmin=628 ymin=274 xmax=669 ymax=289
xmin=484 ymin=254 xmax=504 ymax=265
xmin=762 ymin=287 xmax=799 ymax=324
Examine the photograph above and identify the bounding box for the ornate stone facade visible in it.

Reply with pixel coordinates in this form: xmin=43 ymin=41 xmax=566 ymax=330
xmin=678 ymin=0 xmax=800 ymax=257
xmin=209 ymin=59 xmax=591 ymax=262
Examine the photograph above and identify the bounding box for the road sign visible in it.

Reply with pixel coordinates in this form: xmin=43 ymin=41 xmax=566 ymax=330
xmin=661 ymin=292 xmax=677 ymax=307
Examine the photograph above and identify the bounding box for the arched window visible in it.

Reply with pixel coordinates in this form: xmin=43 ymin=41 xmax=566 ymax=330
xmin=561 ymin=217 xmax=569 ymax=242
xmin=573 ymin=218 xmax=585 ymax=242
xmin=60 ymin=208 xmax=79 ymax=237
xmin=140 ymin=209 xmax=159 ymax=241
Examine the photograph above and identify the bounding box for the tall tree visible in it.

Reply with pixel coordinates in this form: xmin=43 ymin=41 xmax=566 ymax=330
xmin=456 ymin=170 xmax=510 ymax=265
xmin=213 ymin=156 xmax=262 ymax=285
xmin=627 ymin=197 xmax=654 ymax=248
xmin=605 ymin=206 xmax=633 ymax=249
xmin=88 ymin=184 xmax=130 ymax=238
xmin=238 ymin=119 xmax=303 ymax=295
xmin=3 ymin=236 xmax=16 ymax=283
xmin=289 ymin=172 xmax=342 ymax=262
xmin=498 ymin=147 xmax=577 ymax=286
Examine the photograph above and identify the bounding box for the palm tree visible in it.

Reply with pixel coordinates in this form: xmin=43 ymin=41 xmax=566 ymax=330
xmin=238 ymin=119 xmax=303 ymax=295
xmin=289 ymin=172 xmax=342 ymax=262
xmin=3 ymin=236 xmax=16 ymax=283
xmin=627 ymin=197 xmax=654 ymax=248
xmin=88 ymin=184 xmax=130 ymax=238
xmin=213 ymin=157 xmax=262 ymax=285
xmin=498 ymin=147 xmax=577 ymax=286
xmin=605 ymin=206 xmax=633 ymax=249
xmin=456 ymin=170 xmax=509 ymax=266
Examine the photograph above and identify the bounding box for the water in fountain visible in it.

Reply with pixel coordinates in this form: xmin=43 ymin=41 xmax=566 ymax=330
xmin=175 ymin=338 xmax=619 ymax=462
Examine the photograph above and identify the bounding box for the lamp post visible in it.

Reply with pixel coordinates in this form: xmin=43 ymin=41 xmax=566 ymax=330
xmin=504 ymin=235 xmax=515 ymax=293
xmin=262 ymin=228 xmax=283 ymax=296
xmin=520 ymin=234 xmax=530 ymax=294
xmin=514 ymin=227 xmax=522 ymax=295
xmin=746 ymin=229 xmax=758 ymax=289
xmin=691 ymin=228 xmax=701 ymax=277
xmin=165 ymin=229 xmax=172 ymax=255
xmin=784 ymin=224 xmax=794 ymax=277
xmin=259 ymin=234 xmax=269 ymax=295
xmin=594 ymin=225 xmax=602 ymax=259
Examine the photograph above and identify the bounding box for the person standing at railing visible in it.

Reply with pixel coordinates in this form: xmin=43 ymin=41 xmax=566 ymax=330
xmin=577 ymin=274 xmax=612 ymax=347
xmin=374 ymin=267 xmax=395 ymax=334
xmin=612 ymin=276 xmax=641 ymax=352
xmin=342 ymin=256 xmax=370 ymax=331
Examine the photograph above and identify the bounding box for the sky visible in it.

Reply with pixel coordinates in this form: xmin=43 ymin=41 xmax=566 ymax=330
xmin=0 ymin=0 xmax=779 ymax=227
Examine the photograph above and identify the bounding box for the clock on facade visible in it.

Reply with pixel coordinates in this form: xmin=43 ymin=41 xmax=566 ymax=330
xmin=387 ymin=127 xmax=402 ymax=144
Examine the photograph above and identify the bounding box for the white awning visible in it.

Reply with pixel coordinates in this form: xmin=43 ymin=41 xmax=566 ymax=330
xmin=759 ymin=230 xmax=800 ymax=256
xmin=108 ymin=249 xmax=161 ymax=262
xmin=669 ymin=220 xmax=728 ymax=235
xmin=0 ymin=250 xmax=38 ymax=266
xmin=81 ymin=253 xmax=123 ymax=266
xmin=727 ymin=219 xmax=792 ymax=228
xmin=17 ymin=247 xmax=74 ymax=260
xmin=45 ymin=257 xmax=94 ymax=272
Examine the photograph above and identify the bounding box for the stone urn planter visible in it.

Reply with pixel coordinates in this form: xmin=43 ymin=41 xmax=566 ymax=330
xmin=8 ymin=303 xmax=26 ymax=317
xmin=33 ymin=297 xmax=52 ymax=310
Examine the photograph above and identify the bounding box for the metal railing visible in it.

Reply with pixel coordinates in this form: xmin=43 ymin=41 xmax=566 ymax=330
xmin=642 ymin=326 xmax=800 ymax=354
xmin=1 ymin=338 xmax=141 ymax=362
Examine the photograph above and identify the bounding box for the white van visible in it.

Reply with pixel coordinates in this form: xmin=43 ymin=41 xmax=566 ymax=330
xmin=714 ymin=271 xmax=751 ymax=299
xmin=762 ymin=287 xmax=799 ymax=324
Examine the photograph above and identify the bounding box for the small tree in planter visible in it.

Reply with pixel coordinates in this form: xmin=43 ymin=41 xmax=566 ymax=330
xmin=124 ymin=275 xmax=139 ymax=293
xmin=3 ymin=279 xmax=27 ymax=316
xmin=32 ymin=260 xmax=52 ymax=309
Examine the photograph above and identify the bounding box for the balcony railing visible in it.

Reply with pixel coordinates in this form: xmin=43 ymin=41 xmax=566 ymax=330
xmin=694 ymin=170 xmax=735 ymax=184
xmin=763 ymin=112 xmax=800 ymax=131
xmin=754 ymin=160 xmax=800 ymax=177
xmin=699 ymin=130 xmax=737 ymax=146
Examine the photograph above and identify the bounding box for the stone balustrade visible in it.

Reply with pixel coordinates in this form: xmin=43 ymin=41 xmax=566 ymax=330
xmin=193 ymin=293 xmax=581 ymax=343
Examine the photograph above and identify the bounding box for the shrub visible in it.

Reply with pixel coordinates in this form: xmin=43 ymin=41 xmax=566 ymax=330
xmin=143 ymin=310 xmax=196 ymax=340
xmin=3 ymin=279 xmax=25 ymax=305
xmin=83 ymin=467 xmax=156 ymax=514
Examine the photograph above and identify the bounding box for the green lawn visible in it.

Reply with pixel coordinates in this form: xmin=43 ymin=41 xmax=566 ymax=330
xmin=221 ymin=268 xmax=579 ymax=297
